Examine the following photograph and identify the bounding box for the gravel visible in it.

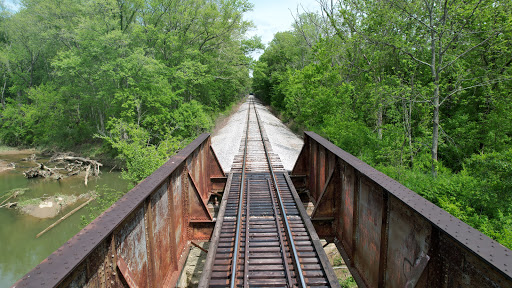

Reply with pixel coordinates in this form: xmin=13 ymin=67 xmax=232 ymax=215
xmin=211 ymin=101 xmax=249 ymax=172
xmin=253 ymin=100 xmax=303 ymax=171
xmin=212 ymin=96 xmax=303 ymax=172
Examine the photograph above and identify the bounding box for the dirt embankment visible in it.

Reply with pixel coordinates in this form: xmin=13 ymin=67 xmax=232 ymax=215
xmin=0 ymin=148 xmax=38 ymax=155
xmin=0 ymin=160 xmax=13 ymax=173
xmin=0 ymin=148 xmax=39 ymax=173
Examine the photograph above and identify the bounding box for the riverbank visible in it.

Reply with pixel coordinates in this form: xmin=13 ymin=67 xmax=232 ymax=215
xmin=0 ymin=159 xmax=12 ymax=173
xmin=0 ymin=147 xmax=130 ymax=287
xmin=0 ymin=147 xmax=39 ymax=173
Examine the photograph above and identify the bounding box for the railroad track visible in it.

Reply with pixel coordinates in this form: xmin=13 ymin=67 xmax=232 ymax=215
xmin=199 ymin=98 xmax=339 ymax=288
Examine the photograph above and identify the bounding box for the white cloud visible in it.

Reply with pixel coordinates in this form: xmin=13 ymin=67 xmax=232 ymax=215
xmin=245 ymin=0 xmax=320 ymax=59
xmin=3 ymin=0 xmax=20 ymax=12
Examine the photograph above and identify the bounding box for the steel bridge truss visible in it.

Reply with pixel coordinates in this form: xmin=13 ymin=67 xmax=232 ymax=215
xmin=13 ymin=131 xmax=512 ymax=287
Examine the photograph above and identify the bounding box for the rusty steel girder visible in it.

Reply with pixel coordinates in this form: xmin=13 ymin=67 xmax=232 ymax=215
xmin=292 ymin=131 xmax=512 ymax=288
xmin=13 ymin=133 xmax=226 ymax=288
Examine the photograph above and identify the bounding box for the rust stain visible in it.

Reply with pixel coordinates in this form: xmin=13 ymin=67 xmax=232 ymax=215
xmin=386 ymin=198 xmax=432 ymax=287
xmin=117 ymin=257 xmax=139 ymax=288
xmin=13 ymin=134 xmax=217 ymax=288
xmin=150 ymin=183 xmax=172 ymax=285
xmin=294 ymin=132 xmax=512 ymax=288
xmin=355 ymin=180 xmax=384 ymax=287
xmin=115 ymin=207 xmax=148 ymax=288
xmin=341 ymin=165 xmax=355 ymax=251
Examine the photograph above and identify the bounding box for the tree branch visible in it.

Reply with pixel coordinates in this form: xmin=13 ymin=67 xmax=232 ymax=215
xmin=439 ymin=76 xmax=512 ymax=106
xmin=387 ymin=0 xmax=437 ymax=34
xmin=378 ymin=40 xmax=432 ymax=67
xmin=440 ymin=31 xmax=498 ymax=72
xmin=439 ymin=0 xmax=484 ymax=57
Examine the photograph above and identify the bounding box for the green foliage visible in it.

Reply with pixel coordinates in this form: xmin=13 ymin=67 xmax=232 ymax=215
xmin=378 ymin=162 xmax=512 ymax=248
xmin=81 ymin=186 xmax=126 ymax=227
xmin=98 ymin=121 xmax=186 ymax=183
xmin=253 ymin=2 xmax=512 ymax=248
xmin=332 ymin=256 xmax=344 ymax=267
xmin=0 ymin=0 xmax=254 ymax=180
xmin=171 ymin=100 xmax=213 ymax=139
xmin=339 ymin=277 xmax=357 ymax=288
xmin=464 ymin=150 xmax=512 ymax=217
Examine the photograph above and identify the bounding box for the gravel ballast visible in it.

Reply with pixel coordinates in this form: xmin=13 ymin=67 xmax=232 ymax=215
xmin=212 ymin=96 xmax=303 ymax=172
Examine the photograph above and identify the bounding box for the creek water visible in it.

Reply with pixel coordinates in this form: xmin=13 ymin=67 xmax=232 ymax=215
xmin=0 ymin=152 xmax=130 ymax=287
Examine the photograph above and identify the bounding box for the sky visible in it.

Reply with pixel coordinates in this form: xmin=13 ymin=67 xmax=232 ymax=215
xmin=246 ymin=0 xmax=320 ymax=59
xmin=2 ymin=0 xmax=19 ymax=11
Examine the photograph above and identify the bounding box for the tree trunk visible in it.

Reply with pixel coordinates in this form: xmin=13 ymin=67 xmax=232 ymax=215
xmin=137 ymin=101 xmax=141 ymax=126
xmin=402 ymin=98 xmax=413 ymax=166
xmin=408 ymin=100 xmax=413 ymax=165
xmin=429 ymin=7 xmax=439 ymax=177
xmin=99 ymin=111 xmax=105 ymax=133
xmin=432 ymin=81 xmax=440 ymax=177
xmin=1 ymin=75 xmax=6 ymax=110
xmin=377 ymin=103 xmax=383 ymax=140
xmin=376 ymin=76 xmax=383 ymax=140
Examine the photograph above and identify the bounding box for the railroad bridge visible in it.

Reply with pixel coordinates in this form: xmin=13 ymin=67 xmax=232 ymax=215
xmin=14 ymin=98 xmax=512 ymax=287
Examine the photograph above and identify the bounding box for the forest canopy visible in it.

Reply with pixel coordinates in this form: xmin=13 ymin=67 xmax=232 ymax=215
xmin=252 ymin=0 xmax=512 ymax=248
xmin=0 ymin=0 xmax=260 ymax=181
xmin=1 ymin=0 xmax=511 ymax=249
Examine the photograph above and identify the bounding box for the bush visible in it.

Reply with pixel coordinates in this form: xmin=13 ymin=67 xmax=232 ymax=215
xmin=98 ymin=120 xmax=186 ymax=183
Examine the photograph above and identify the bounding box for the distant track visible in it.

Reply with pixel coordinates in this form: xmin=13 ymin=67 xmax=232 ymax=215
xmin=199 ymin=97 xmax=339 ymax=287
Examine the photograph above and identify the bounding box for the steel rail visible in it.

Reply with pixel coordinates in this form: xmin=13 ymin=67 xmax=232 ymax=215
xmin=267 ymin=178 xmax=294 ymax=287
xmin=229 ymin=100 xmax=251 ymax=288
xmin=243 ymin=180 xmax=250 ymax=288
xmin=252 ymin=101 xmax=307 ymax=288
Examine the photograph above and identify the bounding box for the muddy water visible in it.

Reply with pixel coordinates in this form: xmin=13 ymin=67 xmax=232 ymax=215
xmin=0 ymin=152 xmax=130 ymax=287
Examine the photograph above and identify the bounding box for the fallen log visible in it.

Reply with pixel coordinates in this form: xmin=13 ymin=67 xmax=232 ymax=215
xmin=68 ymin=170 xmax=80 ymax=176
xmin=36 ymin=197 xmax=95 ymax=238
xmin=51 ymin=156 xmax=102 ymax=176
xmin=0 ymin=202 xmax=17 ymax=208
xmin=0 ymin=190 xmax=21 ymax=206
xmin=0 ymin=194 xmax=15 ymax=206
xmin=21 ymin=154 xmax=37 ymax=162
xmin=23 ymin=163 xmax=64 ymax=179
xmin=84 ymin=165 xmax=91 ymax=186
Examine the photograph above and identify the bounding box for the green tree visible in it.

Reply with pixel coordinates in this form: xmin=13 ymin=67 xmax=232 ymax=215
xmin=320 ymin=0 xmax=512 ymax=175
